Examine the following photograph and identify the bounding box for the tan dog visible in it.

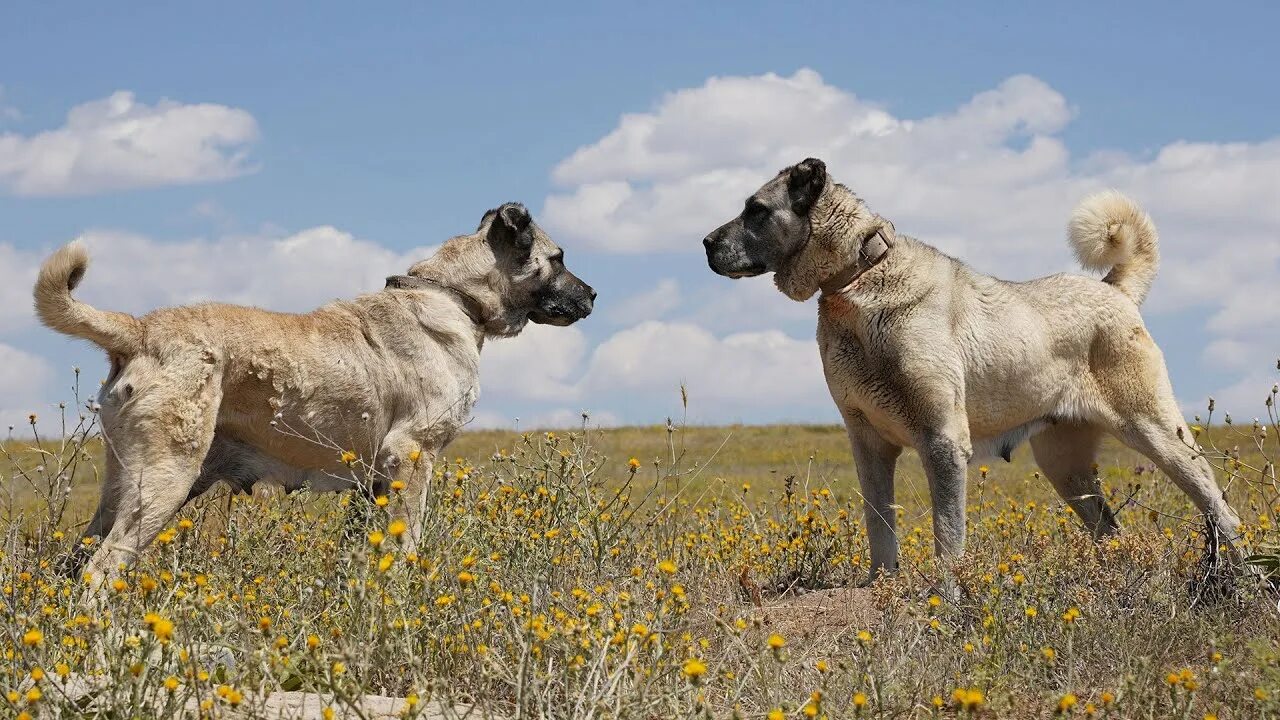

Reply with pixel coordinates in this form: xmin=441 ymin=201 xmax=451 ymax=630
xmin=35 ymin=203 xmax=594 ymax=585
xmin=703 ymin=158 xmax=1241 ymax=583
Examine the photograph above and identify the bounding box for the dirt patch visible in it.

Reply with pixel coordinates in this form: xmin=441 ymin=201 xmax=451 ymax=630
xmin=231 ymin=692 xmax=493 ymax=719
xmin=47 ymin=674 xmax=500 ymax=719
xmin=753 ymin=586 xmax=881 ymax=643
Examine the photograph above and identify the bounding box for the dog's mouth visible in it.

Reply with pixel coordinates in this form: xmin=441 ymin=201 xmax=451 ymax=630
xmin=529 ymin=309 xmax=587 ymax=326
xmin=529 ymin=295 xmax=593 ymax=326
xmin=708 ymin=261 xmax=767 ymax=279
xmin=529 ymin=276 xmax=595 ymax=326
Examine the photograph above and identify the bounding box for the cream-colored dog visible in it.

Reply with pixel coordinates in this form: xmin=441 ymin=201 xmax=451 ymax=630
xmin=35 ymin=203 xmax=594 ymax=585
xmin=703 ymin=158 xmax=1241 ymax=582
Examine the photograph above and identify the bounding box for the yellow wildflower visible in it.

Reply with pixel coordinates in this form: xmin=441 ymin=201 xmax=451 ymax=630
xmin=153 ymin=618 xmax=175 ymax=643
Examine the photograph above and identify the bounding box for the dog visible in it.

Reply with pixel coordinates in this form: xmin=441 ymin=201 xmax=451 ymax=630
xmin=703 ymin=157 xmax=1241 ymax=583
xmin=35 ymin=202 xmax=594 ymax=585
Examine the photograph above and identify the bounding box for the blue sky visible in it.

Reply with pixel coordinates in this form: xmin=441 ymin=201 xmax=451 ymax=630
xmin=2 ymin=2 xmax=1278 ymax=429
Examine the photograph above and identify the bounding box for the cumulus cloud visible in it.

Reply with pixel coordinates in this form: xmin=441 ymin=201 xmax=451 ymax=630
xmin=5 ymin=71 xmax=1277 ymax=428
xmin=542 ymin=68 xmax=1280 ymax=417
xmin=481 ymin=324 xmax=589 ymax=402
xmin=0 ymin=91 xmax=258 ymax=196
xmin=606 ymin=278 xmax=681 ymax=325
xmin=474 ymin=319 xmax=831 ymax=423
xmin=0 ymin=243 xmax=41 ymax=333
xmin=580 ymin=321 xmax=829 ymax=419
xmin=0 ymin=343 xmax=54 ymax=428
xmin=544 ymin=71 xmax=1085 ymax=260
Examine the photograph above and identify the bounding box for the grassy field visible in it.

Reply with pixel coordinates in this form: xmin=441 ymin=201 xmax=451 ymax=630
xmin=2 ymin=406 xmax=1279 ymax=718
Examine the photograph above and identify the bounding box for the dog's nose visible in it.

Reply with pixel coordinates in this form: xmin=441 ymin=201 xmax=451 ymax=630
xmin=703 ymin=235 xmax=716 ymax=250
xmin=589 ymin=287 xmax=597 ymax=301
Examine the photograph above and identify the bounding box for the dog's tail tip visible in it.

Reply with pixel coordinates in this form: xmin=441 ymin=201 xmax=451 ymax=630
xmin=34 ymin=241 xmax=142 ymax=356
xmin=1068 ymin=190 xmax=1160 ymax=305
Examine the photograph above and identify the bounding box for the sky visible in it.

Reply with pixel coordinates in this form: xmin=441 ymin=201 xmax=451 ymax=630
xmin=1 ymin=2 xmax=1278 ymax=431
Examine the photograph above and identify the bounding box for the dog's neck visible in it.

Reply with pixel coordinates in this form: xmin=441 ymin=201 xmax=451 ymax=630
xmin=775 ymin=183 xmax=895 ymax=301
xmin=385 ymin=275 xmax=489 ymax=328
xmin=817 ymin=225 xmax=893 ymax=297
xmin=385 ymin=274 xmax=510 ymax=352
xmin=406 ymin=250 xmax=534 ymax=341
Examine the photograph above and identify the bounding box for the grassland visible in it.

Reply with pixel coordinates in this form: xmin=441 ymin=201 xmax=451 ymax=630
xmin=2 ymin=405 xmax=1279 ymax=718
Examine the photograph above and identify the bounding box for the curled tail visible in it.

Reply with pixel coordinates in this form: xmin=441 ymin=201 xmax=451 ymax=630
xmin=1068 ymin=190 xmax=1160 ymax=305
xmin=34 ymin=241 xmax=143 ymax=356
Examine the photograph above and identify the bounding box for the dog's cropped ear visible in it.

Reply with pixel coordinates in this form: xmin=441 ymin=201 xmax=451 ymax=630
xmin=487 ymin=202 xmax=535 ymax=250
xmin=787 ymin=158 xmax=827 ymax=215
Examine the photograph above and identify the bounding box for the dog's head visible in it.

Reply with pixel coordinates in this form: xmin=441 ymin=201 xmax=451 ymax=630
xmin=703 ymin=158 xmax=828 ymax=280
xmin=702 ymin=158 xmax=887 ymax=301
xmin=409 ymin=203 xmax=595 ymax=337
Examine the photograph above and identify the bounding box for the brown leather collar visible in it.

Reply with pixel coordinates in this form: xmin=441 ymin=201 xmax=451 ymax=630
xmin=818 ymin=226 xmax=893 ymax=297
xmin=385 ymin=275 xmax=488 ymax=327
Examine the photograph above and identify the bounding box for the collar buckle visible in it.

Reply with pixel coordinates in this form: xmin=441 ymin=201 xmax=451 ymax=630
xmin=819 ymin=226 xmax=892 ymax=297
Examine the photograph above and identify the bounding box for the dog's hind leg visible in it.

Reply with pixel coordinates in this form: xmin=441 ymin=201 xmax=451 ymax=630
xmin=1111 ymin=403 xmax=1240 ymax=541
xmin=842 ymin=409 xmax=903 ymax=584
xmin=1094 ymin=338 xmax=1242 ymax=542
xmin=1029 ymin=423 xmax=1120 ymax=539
xmin=83 ymin=353 xmax=223 ymax=587
xmin=63 ymin=452 xmax=127 ymax=579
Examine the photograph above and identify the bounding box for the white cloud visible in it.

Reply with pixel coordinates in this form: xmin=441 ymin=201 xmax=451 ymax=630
xmin=607 ymin=278 xmax=681 ymax=325
xmin=0 ymin=91 xmax=258 ymax=196
xmin=5 ymin=71 xmax=1278 ymax=429
xmin=481 ymin=323 xmax=589 ymax=402
xmin=685 ymin=275 xmax=813 ymax=336
xmin=0 ymin=343 xmax=54 ymax=429
xmin=543 ymin=68 xmax=1280 ymax=416
xmin=475 ymin=319 xmax=830 ymax=423
xmin=0 ymin=243 xmax=41 ymax=333
xmin=579 ymin=321 xmax=830 ymax=421
xmin=544 ymin=71 xmax=1083 ymax=258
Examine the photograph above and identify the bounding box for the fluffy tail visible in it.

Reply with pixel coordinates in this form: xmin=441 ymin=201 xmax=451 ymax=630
xmin=34 ymin=241 xmax=143 ymax=356
xmin=1068 ymin=190 xmax=1160 ymax=305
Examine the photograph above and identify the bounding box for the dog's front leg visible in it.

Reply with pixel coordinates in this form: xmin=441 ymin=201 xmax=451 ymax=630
xmin=921 ymin=430 xmax=970 ymax=558
xmin=842 ymin=412 xmax=903 ymax=585
xmin=378 ymin=439 xmax=436 ymax=549
xmin=918 ymin=424 xmax=972 ymax=589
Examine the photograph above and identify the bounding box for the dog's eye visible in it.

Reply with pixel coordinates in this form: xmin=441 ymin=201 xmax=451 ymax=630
xmin=548 ymin=251 xmax=565 ymax=267
xmin=745 ymin=202 xmax=770 ymax=222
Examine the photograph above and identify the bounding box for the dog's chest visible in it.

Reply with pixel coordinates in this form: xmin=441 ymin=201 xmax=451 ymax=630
xmin=816 ymin=315 xmax=914 ymax=444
